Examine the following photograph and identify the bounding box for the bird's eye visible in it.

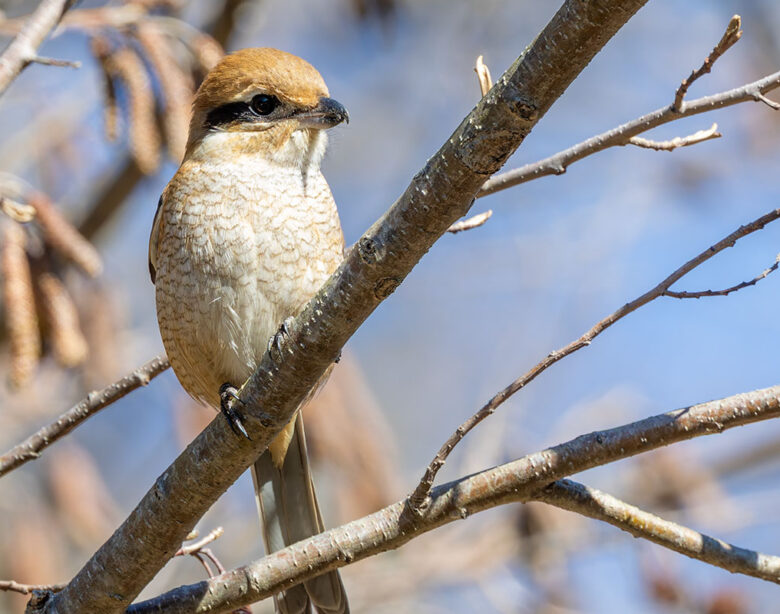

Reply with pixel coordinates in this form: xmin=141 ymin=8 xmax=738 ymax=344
xmin=250 ymin=94 xmax=279 ymax=116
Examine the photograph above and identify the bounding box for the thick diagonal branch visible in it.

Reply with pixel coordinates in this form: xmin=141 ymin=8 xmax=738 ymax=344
xmin=39 ymin=2 xmax=650 ymax=613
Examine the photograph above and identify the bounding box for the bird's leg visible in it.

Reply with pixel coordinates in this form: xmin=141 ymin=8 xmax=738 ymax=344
xmin=268 ymin=316 xmax=295 ymax=363
xmin=219 ymin=382 xmax=250 ymax=439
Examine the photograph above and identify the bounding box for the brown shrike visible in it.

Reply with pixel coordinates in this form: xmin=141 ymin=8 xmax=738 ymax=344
xmin=149 ymin=48 xmax=349 ymax=614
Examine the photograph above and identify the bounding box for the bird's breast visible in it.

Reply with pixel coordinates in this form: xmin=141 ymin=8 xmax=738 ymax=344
xmin=154 ymin=156 xmax=344 ymax=408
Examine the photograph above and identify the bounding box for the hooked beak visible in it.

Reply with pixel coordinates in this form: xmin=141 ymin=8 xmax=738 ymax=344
xmin=297 ymin=97 xmax=349 ymax=129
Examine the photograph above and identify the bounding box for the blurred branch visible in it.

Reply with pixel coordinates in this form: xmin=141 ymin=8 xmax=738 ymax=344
xmin=479 ymin=17 xmax=778 ymax=198
xmin=128 ymin=385 xmax=780 ymax=614
xmin=0 ymin=0 xmax=77 ymax=95
xmin=40 ymin=3 xmax=652 ymax=612
xmin=0 ymin=580 xmax=65 ymax=595
xmin=674 ymin=15 xmax=742 ymax=111
xmin=664 ymin=252 xmax=780 ymax=298
xmin=0 ymin=355 xmax=170 ymax=478
xmin=536 ymin=479 xmax=780 ymax=583
xmin=409 ymin=207 xmax=780 ymax=510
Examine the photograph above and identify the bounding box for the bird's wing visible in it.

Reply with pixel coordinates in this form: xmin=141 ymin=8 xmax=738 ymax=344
xmin=148 ymin=194 xmax=164 ymax=284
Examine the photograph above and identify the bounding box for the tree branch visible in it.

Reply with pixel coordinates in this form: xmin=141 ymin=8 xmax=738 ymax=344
xmin=127 ymin=385 xmax=780 ymax=614
xmin=664 ymin=252 xmax=780 ymax=298
xmin=0 ymin=355 xmax=169 ymax=478
xmin=536 ymin=479 xmax=780 ymax=583
xmin=479 ymin=72 xmax=780 ymax=198
xmin=38 ymin=2 xmax=651 ymax=612
xmin=0 ymin=0 xmax=77 ymax=96
xmin=409 ymin=207 xmax=780 ymax=509
xmin=674 ymin=15 xmax=742 ymax=111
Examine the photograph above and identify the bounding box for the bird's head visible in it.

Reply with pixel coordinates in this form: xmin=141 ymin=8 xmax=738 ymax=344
xmin=186 ymin=48 xmax=348 ymax=166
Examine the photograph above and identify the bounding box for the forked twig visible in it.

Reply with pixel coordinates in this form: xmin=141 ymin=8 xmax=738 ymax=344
xmin=665 ymin=253 xmax=780 ymax=299
xmin=479 ymin=16 xmax=778 ymax=199
xmin=674 ymin=15 xmax=742 ymax=111
xmin=408 ymin=208 xmax=780 ymax=512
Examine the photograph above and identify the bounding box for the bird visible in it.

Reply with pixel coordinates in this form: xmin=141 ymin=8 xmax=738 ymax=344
xmin=149 ymin=47 xmax=350 ymax=614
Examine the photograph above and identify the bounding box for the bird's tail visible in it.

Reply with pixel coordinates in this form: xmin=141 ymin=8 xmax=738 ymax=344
xmin=251 ymin=411 xmax=349 ymax=614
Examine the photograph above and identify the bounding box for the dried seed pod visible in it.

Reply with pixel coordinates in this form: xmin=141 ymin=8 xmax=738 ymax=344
xmin=105 ymin=45 xmax=162 ymax=174
xmin=26 ymin=191 xmax=103 ymax=277
xmin=2 ymin=222 xmax=41 ymax=388
xmin=189 ymin=32 xmax=224 ymax=75
xmin=90 ymin=36 xmax=120 ymax=142
xmin=134 ymin=22 xmax=194 ymax=162
xmin=36 ymin=271 xmax=88 ymax=368
xmin=1 ymin=196 xmax=36 ymax=222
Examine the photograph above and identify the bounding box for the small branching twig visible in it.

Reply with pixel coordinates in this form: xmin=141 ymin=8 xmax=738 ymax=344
xmin=408 ymin=208 xmax=780 ymax=512
xmin=665 ymin=253 xmax=780 ymax=299
xmin=0 ymin=355 xmax=170 ymax=478
xmin=29 ymin=56 xmax=80 ymax=68
xmin=479 ymin=16 xmax=778 ymax=199
xmin=0 ymin=580 xmax=65 ymax=595
xmin=175 ymin=526 xmax=224 ymax=557
xmin=0 ymin=0 xmax=78 ymax=95
xmin=674 ymin=15 xmax=742 ymax=111
xmin=173 ymin=527 xmax=251 ymax=614
xmin=629 ymin=122 xmax=721 ymax=152
xmin=447 ymin=210 xmax=493 ymax=234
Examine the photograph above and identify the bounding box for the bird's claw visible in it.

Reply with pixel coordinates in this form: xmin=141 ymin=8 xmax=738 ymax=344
xmin=268 ymin=317 xmax=295 ymax=363
xmin=219 ymin=383 xmax=250 ymax=439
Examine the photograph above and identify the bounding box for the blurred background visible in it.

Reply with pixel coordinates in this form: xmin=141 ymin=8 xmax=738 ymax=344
xmin=0 ymin=0 xmax=779 ymax=612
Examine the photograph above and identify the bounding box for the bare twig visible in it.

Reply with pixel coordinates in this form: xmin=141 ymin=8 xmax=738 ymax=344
xmin=674 ymin=15 xmax=742 ymax=111
xmin=175 ymin=527 xmax=225 ymax=557
xmin=446 ymin=210 xmax=493 ymax=234
xmin=128 ymin=385 xmax=780 ymax=614
xmin=0 ymin=580 xmax=65 ymax=595
xmin=478 ymin=71 xmax=780 ymax=197
xmin=753 ymin=92 xmax=780 ymax=110
xmin=665 ymin=252 xmax=780 ymax=299
xmin=536 ymin=479 xmax=780 ymax=582
xmin=0 ymin=0 xmax=77 ymax=95
xmin=0 ymin=355 xmax=170 ymax=478
xmin=29 ymin=55 xmax=80 ymax=68
xmin=629 ymin=122 xmax=721 ymax=151
xmin=408 ymin=208 xmax=780 ymax=511
xmin=475 ymin=55 xmax=492 ymax=97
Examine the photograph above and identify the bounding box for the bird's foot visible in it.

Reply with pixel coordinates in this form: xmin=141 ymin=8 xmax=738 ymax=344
xmin=268 ymin=316 xmax=295 ymax=363
xmin=219 ymin=383 xmax=250 ymax=439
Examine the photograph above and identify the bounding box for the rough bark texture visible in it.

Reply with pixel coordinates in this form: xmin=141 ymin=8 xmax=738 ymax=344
xmin=38 ymin=2 xmax=649 ymax=612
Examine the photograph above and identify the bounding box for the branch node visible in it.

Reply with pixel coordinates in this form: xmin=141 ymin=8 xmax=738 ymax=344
xmin=754 ymin=92 xmax=780 ymax=110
